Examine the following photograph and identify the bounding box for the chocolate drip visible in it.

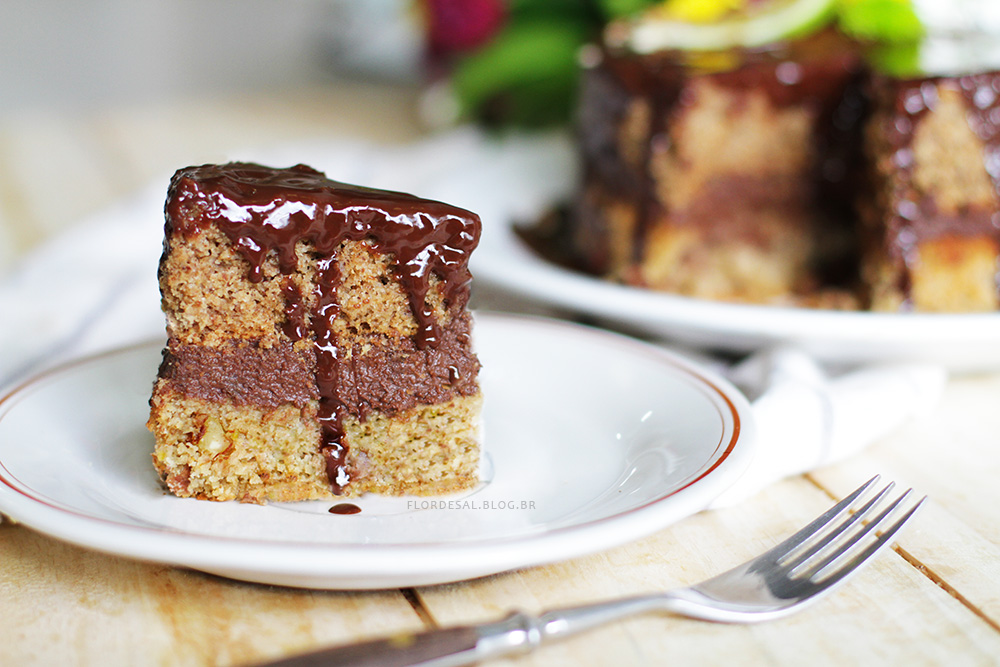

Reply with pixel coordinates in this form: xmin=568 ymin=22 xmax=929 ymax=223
xmin=281 ymin=281 xmax=309 ymax=340
xmin=329 ymin=503 xmax=362 ymax=515
xmin=876 ymin=78 xmax=933 ymax=302
xmin=166 ymin=163 xmax=481 ymax=494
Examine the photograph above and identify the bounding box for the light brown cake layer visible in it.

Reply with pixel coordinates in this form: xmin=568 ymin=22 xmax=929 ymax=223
xmin=159 ymin=226 xmax=452 ymax=348
xmin=578 ymin=183 xmax=818 ymax=302
xmin=865 ymin=236 xmax=1000 ymax=312
xmin=148 ymin=391 xmax=482 ymax=503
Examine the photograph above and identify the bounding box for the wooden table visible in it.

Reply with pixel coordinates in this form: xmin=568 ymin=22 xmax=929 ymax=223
xmin=1 ymin=80 xmax=999 ymax=666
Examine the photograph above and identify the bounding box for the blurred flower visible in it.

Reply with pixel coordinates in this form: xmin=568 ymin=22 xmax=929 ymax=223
xmin=422 ymin=0 xmax=508 ymax=57
xmin=658 ymin=0 xmax=747 ymax=23
xmin=420 ymin=0 xmax=610 ymax=128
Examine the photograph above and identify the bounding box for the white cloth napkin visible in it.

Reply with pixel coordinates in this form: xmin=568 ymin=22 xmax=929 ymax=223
xmin=0 ymin=129 xmax=947 ymax=510
xmin=706 ymin=347 xmax=945 ymax=507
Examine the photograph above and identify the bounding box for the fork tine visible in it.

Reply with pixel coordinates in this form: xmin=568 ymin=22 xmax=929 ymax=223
xmin=800 ymin=491 xmax=925 ymax=584
xmin=779 ymin=481 xmax=896 ymax=569
xmin=764 ymin=475 xmax=881 ymax=561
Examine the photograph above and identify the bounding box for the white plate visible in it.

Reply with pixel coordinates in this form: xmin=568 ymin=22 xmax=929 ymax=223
xmin=0 ymin=313 xmax=753 ymax=590
xmin=472 ymin=226 xmax=1000 ymax=372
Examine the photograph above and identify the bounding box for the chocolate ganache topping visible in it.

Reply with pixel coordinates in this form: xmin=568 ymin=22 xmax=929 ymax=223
xmin=165 ymin=162 xmax=482 ymax=494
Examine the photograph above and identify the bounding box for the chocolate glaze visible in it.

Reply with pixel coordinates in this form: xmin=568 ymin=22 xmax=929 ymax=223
xmin=164 ymin=163 xmax=481 ymax=494
xmin=574 ymin=30 xmax=864 ymax=272
xmin=868 ymin=72 xmax=1000 ymax=303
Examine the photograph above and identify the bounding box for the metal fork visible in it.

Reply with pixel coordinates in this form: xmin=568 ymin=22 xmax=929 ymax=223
xmin=261 ymin=476 xmax=924 ymax=667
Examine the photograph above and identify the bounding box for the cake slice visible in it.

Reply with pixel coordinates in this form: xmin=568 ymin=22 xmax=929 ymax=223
xmin=571 ymin=30 xmax=865 ymax=305
xmin=860 ymin=71 xmax=1000 ymax=311
xmin=147 ymin=162 xmax=483 ymax=503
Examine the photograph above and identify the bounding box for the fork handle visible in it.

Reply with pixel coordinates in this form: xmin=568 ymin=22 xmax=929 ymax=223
xmin=258 ymin=597 xmax=668 ymax=667
xmin=256 ymin=624 xmax=483 ymax=666
xmin=257 ymin=613 xmax=526 ymax=667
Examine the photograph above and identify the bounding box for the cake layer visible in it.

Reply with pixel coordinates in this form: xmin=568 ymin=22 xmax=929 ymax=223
xmin=156 ymin=340 xmax=317 ymax=408
xmin=149 ymin=392 xmax=482 ymax=502
xmin=578 ymin=32 xmax=863 ymax=202
xmin=155 ymin=311 xmax=480 ymax=415
xmin=159 ymin=205 xmax=457 ymax=348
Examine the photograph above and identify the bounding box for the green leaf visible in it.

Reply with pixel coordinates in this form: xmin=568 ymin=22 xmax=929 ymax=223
xmin=451 ymin=19 xmax=589 ymax=126
xmin=836 ymin=0 xmax=923 ymax=43
xmin=595 ymin=0 xmax=659 ymax=20
xmin=867 ymin=41 xmax=922 ymax=76
xmin=505 ymin=0 xmax=601 ymax=20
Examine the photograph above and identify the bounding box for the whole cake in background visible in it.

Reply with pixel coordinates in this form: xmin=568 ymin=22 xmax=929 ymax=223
xmin=419 ymin=0 xmax=1000 ymax=312
xmin=572 ymin=27 xmax=865 ymax=307
xmin=147 ymin=162 xmax=483 ymax=503
xmin=552 ymin=0 xmax=1000 ymax=312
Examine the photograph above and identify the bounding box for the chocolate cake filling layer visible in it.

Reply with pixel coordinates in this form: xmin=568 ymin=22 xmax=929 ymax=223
xmin=157 ymin=313 xmax=480 ymax=415
xmin=158 ymin=340 xmax=317 ymax=408
xmin=163 ymin=162 xmax=482 ymax=493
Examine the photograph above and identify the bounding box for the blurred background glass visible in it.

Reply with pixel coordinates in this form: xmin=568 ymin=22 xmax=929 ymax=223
xmin=0 ymin=0 xmax=423 ymax=115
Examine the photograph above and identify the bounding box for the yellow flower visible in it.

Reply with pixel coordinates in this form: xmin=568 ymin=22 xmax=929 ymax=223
xmin=660 ymin=0 xmax=747 ymax=23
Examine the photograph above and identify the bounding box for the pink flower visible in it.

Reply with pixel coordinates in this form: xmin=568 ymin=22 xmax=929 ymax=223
xmin=423 ymin=0 xmax=507 ymax=56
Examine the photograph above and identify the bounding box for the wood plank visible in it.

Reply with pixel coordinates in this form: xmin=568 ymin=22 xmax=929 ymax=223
xmin=0 ymin=524 xmax=422 ymax=666
xmin=414 ymin=477 xmax=1000 ymax=665
xmin=810 ymin=373 xmax=1000 ymax=627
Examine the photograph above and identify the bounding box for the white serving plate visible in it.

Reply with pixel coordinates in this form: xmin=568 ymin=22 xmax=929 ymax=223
xmin=0 ymin=313 xmax=753 ymax=589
